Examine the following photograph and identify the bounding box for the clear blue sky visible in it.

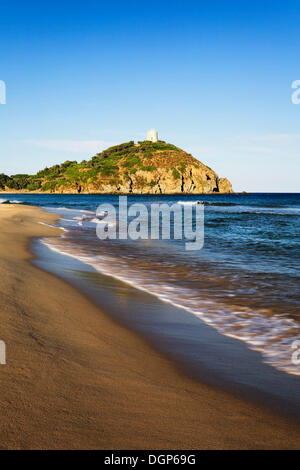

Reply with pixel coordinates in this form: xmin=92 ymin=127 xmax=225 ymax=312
xmin=0 ymin=1 xmax=299 ymax=192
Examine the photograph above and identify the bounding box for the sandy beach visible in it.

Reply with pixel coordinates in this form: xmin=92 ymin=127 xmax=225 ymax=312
xmin=0 ymin=203 xmax=299 ymax=449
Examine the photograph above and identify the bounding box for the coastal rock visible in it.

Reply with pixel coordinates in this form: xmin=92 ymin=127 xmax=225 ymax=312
xmin=217 ymin=177 xmax=233 ymax=194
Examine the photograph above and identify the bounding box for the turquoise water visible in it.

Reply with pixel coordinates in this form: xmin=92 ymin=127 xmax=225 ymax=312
xmin=2 ymin=193 xmax=300 ymax=376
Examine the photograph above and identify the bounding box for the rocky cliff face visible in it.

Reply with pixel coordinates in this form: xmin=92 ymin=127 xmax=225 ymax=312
xmin=217 ymin=178 xmax=233 ymax=194
xmin=79 ymin=149 xmax=233 ymax=194
xmin=1 ymin=141 xmax=233 ymax=194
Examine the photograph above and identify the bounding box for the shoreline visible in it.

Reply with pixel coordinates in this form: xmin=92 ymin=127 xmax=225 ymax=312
xmin=0 ymin=204 xmax=300 ymax=449
xmin=33 ymin=236 xmax=300 ymax=423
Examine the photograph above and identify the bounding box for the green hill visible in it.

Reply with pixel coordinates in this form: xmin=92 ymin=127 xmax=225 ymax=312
xmin=0 ymin=140 xmax=233 ymax=194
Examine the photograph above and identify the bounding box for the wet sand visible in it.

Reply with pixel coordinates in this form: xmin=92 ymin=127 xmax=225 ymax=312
xmin=0 ymin=204 xmax=300 ymax=449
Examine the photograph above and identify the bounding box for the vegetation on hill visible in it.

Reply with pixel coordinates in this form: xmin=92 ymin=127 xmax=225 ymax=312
xmin=0 ymin=140 xmax=233 ymax=194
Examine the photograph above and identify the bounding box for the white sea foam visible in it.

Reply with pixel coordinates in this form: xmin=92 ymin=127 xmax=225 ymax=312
xmin=38 ymin=221 xmax=68 ymax=232
xmin=45 ymin=206 xmax=95 ymax=215
xmin=177 ymin=200 xmax=300 ymax=216
xmin=178 ymin=200 xmax=200 ymax=206
xmin=90 ymin=217 xmax=116 ymax=226
xmin=0 ymin=198 xmax=24 ymax=204
xmin=209 ymin=205 xmax=300 ymax=216
xmin=41 ymin=235 xmax=300 ymax=377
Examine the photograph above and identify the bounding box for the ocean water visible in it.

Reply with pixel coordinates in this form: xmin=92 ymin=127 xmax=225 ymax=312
xmin=2 ymin=193 xmax=300 ymax=376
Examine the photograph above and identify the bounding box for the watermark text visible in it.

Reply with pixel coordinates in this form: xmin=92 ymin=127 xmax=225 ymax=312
xmin=291 ymin=80 xmax=300 ymax=104
xmin=0 ymin=80 xmax=6 ymax=104
xmin=0 ymin=341 xmax=6 ymax=364
xmin=96 ymin=197 xmax=204 ymax=251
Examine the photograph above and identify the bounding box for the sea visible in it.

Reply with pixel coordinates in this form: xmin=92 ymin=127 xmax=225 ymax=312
xmin=1 ymin=193 xmax=300 ymax=413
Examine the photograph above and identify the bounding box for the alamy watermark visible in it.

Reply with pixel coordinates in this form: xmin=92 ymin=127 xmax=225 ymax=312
xmin=0 ymin=341 xmax=6 ymax=364
xmin=291 ymin=80 xmax=300 ymax=104
xmin=292 ymin=340 xmax=300 ymax=366
xmin=96 ymin=197 xmax=204 ymax=250
xmin=0 ymin=80 xmax=6 ymax=104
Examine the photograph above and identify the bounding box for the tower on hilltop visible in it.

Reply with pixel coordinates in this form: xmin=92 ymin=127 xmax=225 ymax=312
xmin=146 ymin=129 xmax=158 ymax=143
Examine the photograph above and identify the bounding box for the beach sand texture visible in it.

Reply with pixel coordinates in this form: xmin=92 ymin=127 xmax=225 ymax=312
xmin=0 ymin=204 xmax=299 ymax=449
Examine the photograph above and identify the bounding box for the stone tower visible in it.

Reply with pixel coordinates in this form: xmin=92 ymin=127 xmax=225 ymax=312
xmin=146 ymin=128 xmax=158 ymax=143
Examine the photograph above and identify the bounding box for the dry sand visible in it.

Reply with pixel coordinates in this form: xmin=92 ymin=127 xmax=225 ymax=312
xmin=0 ymin=204 xmax=299 ymax=449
